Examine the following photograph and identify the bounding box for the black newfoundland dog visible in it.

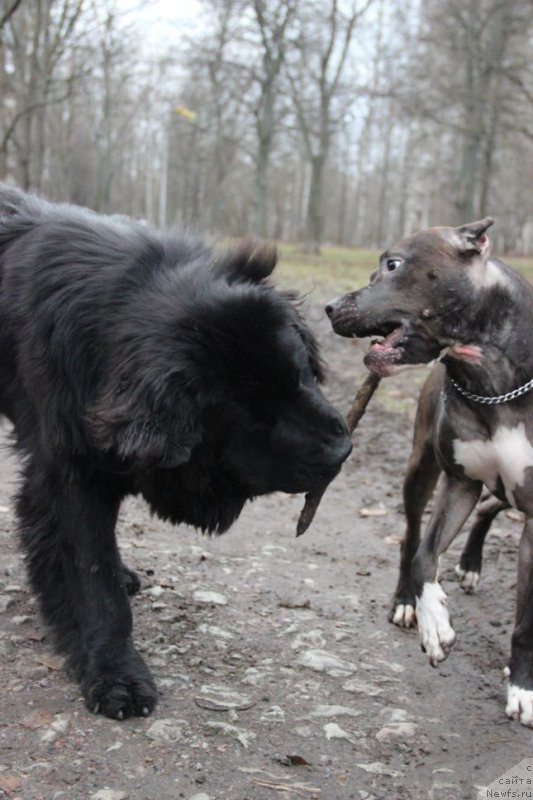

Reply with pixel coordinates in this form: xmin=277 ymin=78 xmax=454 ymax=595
xmin=0 ymin=184 xmax=351 ymax=719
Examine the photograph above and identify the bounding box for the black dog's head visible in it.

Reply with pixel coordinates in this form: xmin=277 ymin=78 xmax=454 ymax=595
xmin=325 ymin=218 xmax=520 ymax=376
xmin=88 ymin=240 xmax=351 ymax=530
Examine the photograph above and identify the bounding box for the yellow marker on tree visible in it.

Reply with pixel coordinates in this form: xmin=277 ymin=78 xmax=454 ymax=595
xmin=174 ymin=106 xmax=197 ymax=123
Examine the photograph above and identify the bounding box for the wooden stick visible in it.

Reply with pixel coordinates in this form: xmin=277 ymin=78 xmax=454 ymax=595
xmin=296 ymin=372 xmax=381 ymax=537
xmin=250 ymin=778 xmax=321 ymax=796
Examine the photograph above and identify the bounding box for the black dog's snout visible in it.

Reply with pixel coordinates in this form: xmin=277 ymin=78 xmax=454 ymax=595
xmin=328 ymin=414 xmax=352 ymax=465
xmin=339 ymin=437 xmax=353 ymax=463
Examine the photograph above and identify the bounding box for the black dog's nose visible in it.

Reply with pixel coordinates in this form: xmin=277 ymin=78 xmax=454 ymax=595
xmin=340 ymin=438 xmax=353 ymax=463
xmin=325 ymin=301 xmax=336 ymax=318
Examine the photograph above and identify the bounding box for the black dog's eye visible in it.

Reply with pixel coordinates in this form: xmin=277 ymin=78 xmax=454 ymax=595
xmin=332 ymin=420 xmax=346 ymax=436
xmin=386 ymin=258 xmax=402 ymax=272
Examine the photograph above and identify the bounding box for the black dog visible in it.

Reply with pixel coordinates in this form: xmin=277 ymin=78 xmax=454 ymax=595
xmin=326 ymin=219 xmax=533 ymax=727
xmin=0 ymin=184 xmax=351 ymax=720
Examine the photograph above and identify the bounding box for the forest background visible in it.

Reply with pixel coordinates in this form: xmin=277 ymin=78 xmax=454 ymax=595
xmin=1 ymin=0 xmax=532 ymax=255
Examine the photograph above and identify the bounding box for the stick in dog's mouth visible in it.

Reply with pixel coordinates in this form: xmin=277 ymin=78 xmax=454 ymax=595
xmin=296 ymin=372 xmax=381 ymax=537
xmin=364 ymin=325 xmax=406 ymax=377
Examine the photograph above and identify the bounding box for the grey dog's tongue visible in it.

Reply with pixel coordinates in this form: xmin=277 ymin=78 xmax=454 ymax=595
xmin=363 ymin=326 xmax=404 ymax=376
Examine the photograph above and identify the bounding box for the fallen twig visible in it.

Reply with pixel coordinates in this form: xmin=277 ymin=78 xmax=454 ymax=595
xmin=296 ymin=372 xmax=381 ymax=537
xmin=251 ymin=778 xmax=321 ymax=797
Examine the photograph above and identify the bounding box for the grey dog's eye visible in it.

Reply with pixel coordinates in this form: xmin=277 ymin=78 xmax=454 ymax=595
xmin=386 ymin=258 xmax=402 ymax=272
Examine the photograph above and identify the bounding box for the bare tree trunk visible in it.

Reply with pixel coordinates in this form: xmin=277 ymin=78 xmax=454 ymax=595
xmin=253 ymin=94 xmax=274 ymax=237
xmin=253 ymin=97 xmax=274 ymax=237
xmin=336 ymin=167 xmax=347 ymax=244
xmin=453 ymin=0 xmax=514 ymax=223
xmin=455 ymin=49 xmax=482 ymax=223
xmin=305 ymin=153 xmax=325 ymax=252
xmin=292 ymin=0 xmax=373 ymax=251
xmin=0 ymin=0 xmax=23 ymax=31
xmin=159 ymin=131 xmax=168 ymax=228
xmin=478 ymin=97 xmax=500 ymax=216
xmin=375 ymin=101 xmax=393 ymax=246
xmin=33 ymin=0 xmax=52 ymax=191
xmin=351 ymin=0 xmax=383 ymax=244
xmin=251 ymin=0 xmax=296 ymax=238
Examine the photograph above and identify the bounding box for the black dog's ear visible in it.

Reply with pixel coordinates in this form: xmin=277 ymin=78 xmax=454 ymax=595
xmin=216 ymin=237 xmax=278 ymax=283
xmin=88 ymin=375 xmax=202 ymax=468
xmin=455 ymin=217 xmax=494 ymax=254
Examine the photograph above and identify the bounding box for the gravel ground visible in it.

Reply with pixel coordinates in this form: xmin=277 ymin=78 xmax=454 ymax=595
xmin=0 ymin=299 xmax=530 ymax=800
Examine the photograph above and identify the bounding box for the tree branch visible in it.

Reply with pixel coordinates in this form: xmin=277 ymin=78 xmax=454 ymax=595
xmin=0 ymin=0 xmax=23 ymax=31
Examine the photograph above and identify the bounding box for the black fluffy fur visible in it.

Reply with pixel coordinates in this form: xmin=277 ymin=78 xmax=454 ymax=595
xmin=0 ymin=184 xmax=350 ymax=719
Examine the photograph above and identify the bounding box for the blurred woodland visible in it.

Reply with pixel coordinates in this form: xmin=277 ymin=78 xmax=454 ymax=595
xmin=1 ymin=0 xmax=532 ymax=252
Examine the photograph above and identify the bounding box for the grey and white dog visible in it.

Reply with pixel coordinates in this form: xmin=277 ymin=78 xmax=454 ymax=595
xmin=326 ymin=218 xmax=533 ymax=728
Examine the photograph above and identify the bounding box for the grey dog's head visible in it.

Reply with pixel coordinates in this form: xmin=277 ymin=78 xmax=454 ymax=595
xmin=324 ymin=218 xmax=523 ymax=376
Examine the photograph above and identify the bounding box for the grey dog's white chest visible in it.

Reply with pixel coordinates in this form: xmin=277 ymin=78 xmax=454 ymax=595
xmin=453 ymin=422 xmax=533 ymax=507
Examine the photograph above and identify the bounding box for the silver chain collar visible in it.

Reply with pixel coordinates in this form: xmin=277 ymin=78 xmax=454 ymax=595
xmin=449 ymin=376 xmax=533 ymax=405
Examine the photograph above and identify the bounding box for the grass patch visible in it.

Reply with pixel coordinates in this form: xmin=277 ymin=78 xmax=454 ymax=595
xmin=506 ymin=256 xmax=533 ymax=282
xmin=276 ymin=244 xmax=378 ymax=297
xmin=276 ymin=243 xmax=533 ymax=295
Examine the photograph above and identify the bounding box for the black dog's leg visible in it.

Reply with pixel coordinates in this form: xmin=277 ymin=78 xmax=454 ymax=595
xmin=18 ymin=459 xmax=83 ymax=659
xmin=18 ymin=457 xmax=157 ymax=719
xmin=412 ymin=474 xmax=482 ymax=666
xmin=506 ymin=518 xmax=533 ymax=726
xmin=455 ymin=495 xmax=508 ymax=593
xmin=390 ymin=421 xmax=440 ymax=629
xmin=119 ymin=561 xmax=142 ymax=596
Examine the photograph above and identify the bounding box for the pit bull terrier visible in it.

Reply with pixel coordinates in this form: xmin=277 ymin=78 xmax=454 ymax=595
xmin=326 ymin=218 xmax=533 ymax=727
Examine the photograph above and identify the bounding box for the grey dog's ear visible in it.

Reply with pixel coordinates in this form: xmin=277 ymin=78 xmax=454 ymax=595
xmin=454 ymin=217 xmax=494 ymax=254
xmin=215 ymin=237 xmax=278 ymax=283
xmin=88 ymin=376 xmax=202 ymax=468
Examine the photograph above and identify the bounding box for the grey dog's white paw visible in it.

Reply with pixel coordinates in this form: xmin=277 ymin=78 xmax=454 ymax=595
xmin=506 ymin=683 xmax=533 ymax=728
xmin=416 ymin=582 xmax=456 ymax=667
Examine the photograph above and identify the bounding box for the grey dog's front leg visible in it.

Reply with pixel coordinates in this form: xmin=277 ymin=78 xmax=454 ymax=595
xmin=412 ymin=475 xmax=482 ymax=666
xmin=390 ymin=429 xmax=440 ymax=628
xmin=507 ymin=517 xmax=533 ymax=726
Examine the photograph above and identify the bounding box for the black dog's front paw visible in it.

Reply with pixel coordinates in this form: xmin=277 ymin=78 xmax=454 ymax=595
xmin=81 ymin=644 xmax=157 ymax=719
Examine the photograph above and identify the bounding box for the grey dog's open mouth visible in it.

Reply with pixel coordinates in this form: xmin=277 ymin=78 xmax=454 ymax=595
xmin=363 ymin=324 xmax=406 ymax=376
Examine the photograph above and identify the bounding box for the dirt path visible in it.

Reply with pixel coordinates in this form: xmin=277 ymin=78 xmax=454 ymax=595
xmin=0 ymin=300 xmax=529 ymax=800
